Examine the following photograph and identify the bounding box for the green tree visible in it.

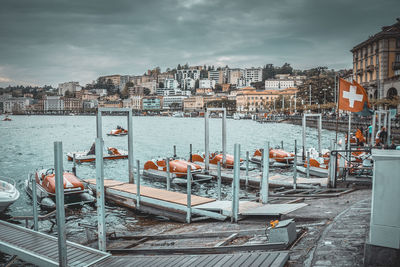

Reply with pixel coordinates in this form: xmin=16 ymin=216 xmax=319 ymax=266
xmin=263 ymin=64 xmax=276 ymax=80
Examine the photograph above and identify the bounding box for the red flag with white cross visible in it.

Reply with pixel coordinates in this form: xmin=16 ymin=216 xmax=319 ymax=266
xmin=338 ymin=78 xmax=369 ymax=112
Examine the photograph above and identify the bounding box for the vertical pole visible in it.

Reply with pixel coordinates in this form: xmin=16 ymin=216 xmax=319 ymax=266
xmin=173 ymin=145 xmax=177 ymax=159
xmin=377 ymin=111 xmax=382 ymax=130
xmin=388 ymin=113 xmax=392 ymax=146
xmin=371 ymin=112 xmax=376 ymax=146
xmin=54 ymin=141 xmax=67 ymax=266
xmin=281 ymin=140 xmax=284 ymax=150
xmin=166 ymin=158 xmax=171 ymax=191
xmin=318 ymin=114 xmax=322 ymax=155
xmin=383 ymin=111 xmax=387 ymax=130
xmin=128 ymin=109 xmax=134 ymax=184
xmin=136 ymin=160 xmax=141 ymax=209
xmin=347 ymin=113 xmax=352 ymax=161
xmin=222 ymin=109 xmax=227 ymax=167
xmin=294 ymin=92 xmax=297 ymax=113
xmin=261 ymin=142 xmax=270 ymax=204
xmin=217 ymin=161 xmax=222 ymax=201
xmin=95 ymin=137 xmax=106 ymax=252
xmin=293 ymin=140 xmax=297 ymax=190
xmin=309 ymin=84 xmax=312 ymax=106
xmin=334 ymin=75 xmax=337 ymax=104
xmin=232 ymin=144 xmax=240 ymax=222
xmin=96 ymin=109 xmax=102 ymax=139
xmin=302 ymin=114 xmax=306 ymax=160
xmin=186 ymin=165 xmax=192 ymax=223
xmin=306 ymin=151 xmax=310 ymax=179
xmin=245 ymin=151 xmax=249 ymax=188
xmin=328 ymin=140 xmax=336 ymax=188
xmin=72 ymin=153 xmax=76 ymax=176
xmin=31 ymin=174 xmax=38 ymax=231
xmin=205 ymin=110 xmax=210 ymax=171
xmin=189 ymin=144 xmax=192 ymax=162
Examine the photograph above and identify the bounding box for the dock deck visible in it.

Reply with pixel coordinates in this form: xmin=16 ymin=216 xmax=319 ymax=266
xmin=0 ymin=220 xmax=110 ymax=267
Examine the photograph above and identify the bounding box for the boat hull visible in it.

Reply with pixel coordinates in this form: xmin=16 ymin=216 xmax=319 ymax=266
xmin=67 ymin=150 xmax=128 ymax=163
xmin=0 ymin=178 xmax=20 ymax=213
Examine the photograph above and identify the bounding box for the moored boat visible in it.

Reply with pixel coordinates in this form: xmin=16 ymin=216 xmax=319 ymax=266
xmin=191 ymin=152 xmax=243 ymax=169
xmin=251 ymin=148 xmax=295 ymax=166
xmin=25 ymin=169 xmax=95 ymax=209
xmin=0 ymin=177 xmax=20 ymax=212
xmin=67 ymin=146 xmax=128 ymax=163
xmin=107 ymin=126 xmax=128 ymax=136
xmin=2 ymin=116 xmax=11 ymax=121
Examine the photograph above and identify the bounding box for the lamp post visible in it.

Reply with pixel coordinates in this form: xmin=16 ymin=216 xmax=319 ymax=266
xmin=323 ymin=88 xmax=328 ymax=104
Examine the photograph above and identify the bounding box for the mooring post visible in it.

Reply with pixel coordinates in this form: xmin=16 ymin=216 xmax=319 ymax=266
xmin=232 ymin=144 xmax=240 ymax=223
xmin=293 ymin=140 xmax=297 ymax=190
xmin=328 ymin=140 xmax=336 ymax=188
xmin=302 ymin=114 xmax=306 ymax=160
xmin=222 ymin=109 xmax=227 ymax=167
xmin=347 ymin=113 xmax=351 ymax=162
xmin=128 ymin=109 xmax=134 ymax=184
xmin=189 ymin=144 xmax=192 ymax=162
xmin=186 ymin=165 xmax=192 ymax=223
xmin=318 ymin=114 xmax=322 ymax=156
xmin=281 ymin=140 xmax=284 ymax=150
xmin=166 ymin=158 xmax=171 ymax=191
xmin=261 ymin=142 xmax=270 ymax=204
xmin=95 ymin=137 xmax=106 ymax=252
xmin=245 ymin=151 xmax=249 ymax=188
xmin=72 ymin=153 xmax=76 ymax=176
xmin=31 ymin=173 xmax=38 ymax=231
xmin=205 ymin=110 xmax=210 ymax=171
xmin=173 ymin=145 xmax=177 ymax=159
xmin=306 ymin=151 xmax=310 ymax=179
xmin=136 ymin=160 xmax=141 ymax=209
xmin=217 ymin=161 xmax=222 ymax=201
xmin=54 ymin=141 xmax=67 ymax=266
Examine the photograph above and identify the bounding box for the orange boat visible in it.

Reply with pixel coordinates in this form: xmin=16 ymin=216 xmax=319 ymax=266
xmin=191 ymin=153 xmax=243 ymax=168
xmin=253 ymin=148 xmax=295 ymax=164
xmin=144 ymin=158 xmax=202 ymax=178
xmin=25 ymin=168 xmax=95 ymax=209
xmin=107 ymin=126 xmax=128 ymax=136
xmin=2 ymin=116 xmax=11 ymax=121
xmin=67 ymin=147 xmax=128 ymax=163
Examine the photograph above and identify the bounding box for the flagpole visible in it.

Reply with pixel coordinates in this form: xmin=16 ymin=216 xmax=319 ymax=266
xmin=335 ymin=75 xmax=339 ymax=145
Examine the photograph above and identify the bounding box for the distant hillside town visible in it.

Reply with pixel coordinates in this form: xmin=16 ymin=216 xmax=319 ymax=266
xmin=0 ymin=19 xmax=399 ymax=115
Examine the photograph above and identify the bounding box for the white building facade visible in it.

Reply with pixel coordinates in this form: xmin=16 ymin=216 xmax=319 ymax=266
xmin=244 ymin=68 xmax=263 ymax=85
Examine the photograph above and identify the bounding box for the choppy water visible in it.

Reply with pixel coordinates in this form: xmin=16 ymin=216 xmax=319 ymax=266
xmin=0 ymin=115 xmax=343 ymax=217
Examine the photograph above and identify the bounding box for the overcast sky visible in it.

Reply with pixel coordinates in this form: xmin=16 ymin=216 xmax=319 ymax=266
xmin=0 ymin=0 xmax=399 ymax=87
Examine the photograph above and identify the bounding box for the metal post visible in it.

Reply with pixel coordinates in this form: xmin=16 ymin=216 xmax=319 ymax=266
xmin=232 ymin=144 xmax=240 ymax=222
xmin=173 ymin=145 xmax=177 ymax=159
xmin=96 ymin=109 xmax=102 ymax=139
xmin=186 ymin=165 xmax=192 ymax=223
xmin=281 ymin=141 xmax=284 ymax=150
xmin=261 ymin=142 xmax=269 ymax=204
xmin=31 ymin=174 xmax=38 ymax=231
xmin=318 ymin=114 xmax=322 ymax=155
xmin=72 ymin=153 xmax=76 ymax=176
xmin=371 ymin=112 xmax=376 ymax=146
xmin=166 ymin=158 xmax=171 ymax=191
xmin=54 ymin=141 xmax=67 ymax=266
xmin=347 ymin=113 xmax=351 ymax=161
xmin=293 ymin=140 xmax=297 ymax=190
xmin=245 ymin=151 xmax=249 ymax=188
xmin=136 ymin=160 xmax=140 ymax=209
xmin=294 ymin=92 xmax=297 ymax=113
xmin=217 ymin=161 xmax=222 ymax=201
xmin=189 ymin=144 xmax=192 ymax=162
xmin=334 ymin=75 xmax=337 ymax=104
xmin=388 ymin=113 xmax=392 ymax=146
xmin=306 ymin=151 xmax=310 ymax=179
xmin=309 ymin=84 xmax=312 ymax=105
xmin=302 ymin=114 xmax=306 ymax=160
xmin=377 ymin=111 xmax=382 ymax=130
xmin=95 ymin=137 xmax=106 ymax=251
xmin=328 ymin=140 xmax=336 ymax=188
xmin=128 ymin=109 xmax=134 ymax=184
xmin=205 ymin=110 xmax=210 ymax=171
xmin=222 ymin=109 xmax=227 ymax=167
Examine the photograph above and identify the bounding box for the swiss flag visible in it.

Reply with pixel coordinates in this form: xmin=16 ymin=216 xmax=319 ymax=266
xmin=338 ymin=78 xmax=369 ymax=112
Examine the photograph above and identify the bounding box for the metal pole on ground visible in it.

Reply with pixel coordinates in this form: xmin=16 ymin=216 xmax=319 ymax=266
xmin=166 ymin=158 xmax=171 ymax=191
xmin=232 ymin=144 xmax=240 ymax=222
xmin=31 ymin=174 xmax=38 ymax=231
xmin=261 ymin=142 xmax=269 ymax=204
xmin=293 ymin=140 xmax=297 ymax=190
xmin=54 ymin=141 xmax=67 ymax=266
xmin=136 ymin=160 xmax=141 ymax=209
xmin=128 ymin=109 xmax=134 ymax=184
xmin=95 ymin=137 xmax=106 ymax=251
xmin=72 ymin=153 xmax=76 ymax=176
xmin=245 ymin=151 xmax=249 ymax=188
xmin=217 ymin=161 xmax=222 ymax=201
xmin=205 ymin=110 xmax=210 ymax=171
xmin=186 ymin=165 xmax=192 ymax=223
xmin=306 ymin=151 xmax=310 ymax=179
xmin=222 ymin=109 xmax=227 ymax=167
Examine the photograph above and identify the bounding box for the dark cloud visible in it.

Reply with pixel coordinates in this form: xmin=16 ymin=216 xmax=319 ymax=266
xmin=0 ymin=0 xmax=399 ymax=86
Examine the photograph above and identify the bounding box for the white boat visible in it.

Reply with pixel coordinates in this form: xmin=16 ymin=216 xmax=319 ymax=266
xmin=172 ymin=112 xmax=184 ymax=118
xmin=0 ymin=177 xmax=20 ymax=212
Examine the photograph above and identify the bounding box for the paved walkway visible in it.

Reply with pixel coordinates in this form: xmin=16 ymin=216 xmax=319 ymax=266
xmin=306 ymin=198 xmax=371 ymax=267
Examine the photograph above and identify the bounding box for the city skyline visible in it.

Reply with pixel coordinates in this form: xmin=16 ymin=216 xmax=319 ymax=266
xmin=0 ymin=0 xmax=399 ymax=87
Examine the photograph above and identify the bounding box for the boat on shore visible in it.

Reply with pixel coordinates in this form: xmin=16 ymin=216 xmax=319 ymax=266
xmin=67 ymin=147 xmax=128 ymax=163
xmin=0 ymin=177 xmax=20 ymax=212
xmin=25 ymin=169 xmax=95 ymax=209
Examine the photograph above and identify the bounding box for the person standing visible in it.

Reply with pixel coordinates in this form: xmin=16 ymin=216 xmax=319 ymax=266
xmin=379 ymin=127 xmax=388 ymax=145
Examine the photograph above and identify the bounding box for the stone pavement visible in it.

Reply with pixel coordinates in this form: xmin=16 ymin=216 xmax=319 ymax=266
xmin=306 ymin=198 xmax=371 ymax=267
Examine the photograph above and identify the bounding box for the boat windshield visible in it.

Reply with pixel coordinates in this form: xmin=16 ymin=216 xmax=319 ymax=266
xmin=0 ymin=177 xmax=16 ymax=194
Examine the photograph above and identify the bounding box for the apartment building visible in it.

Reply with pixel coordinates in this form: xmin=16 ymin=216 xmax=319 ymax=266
xmin=44 ymin=96 xmax=64 ymax=111
xmin=183 ymin=96 xmax=204 ymax=111
xmin=163 ymin=95 xmax=187 ymax=110
xmin=165 ymin=78 xmax=179 ymax=89
xmin=199 ymin=79 xmax=216 ymax=89
xmin=175 ymin=69 xmax=200 ymax=82
xmin=351 ymin=18 xmax=400 ymax=100
xmin=58 ymin=81 xmax=81 ymax=96
xmin=243 ymin=67 xmax=263 ymax=85
xmin=208 ymin=70 xmax=224 ymax=84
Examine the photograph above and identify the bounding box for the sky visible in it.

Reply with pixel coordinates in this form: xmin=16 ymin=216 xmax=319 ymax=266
xmin=0 ymin=0 xmax=399 ymax=87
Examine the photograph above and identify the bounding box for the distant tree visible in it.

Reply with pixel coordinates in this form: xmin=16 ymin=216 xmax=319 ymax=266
xmin=251 ymin=81 xmax=264 ymax=90
xmin=184 ymin=63 xmax=189 ymax=69
xmin=64 ymin=90 xmax=75 ymax=98
xmin=177 ymin=64 xmax=182 ymax=70
xmin=262 ymin=64 xmax=276 ymax=80
xmin=277 ymin=63 xmax=293 ymax=75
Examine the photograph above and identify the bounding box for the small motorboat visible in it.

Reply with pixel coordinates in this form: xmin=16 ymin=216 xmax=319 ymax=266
xmin=251 ymin=148 xmax=295 ymax=166
xmin=107 ymin=126 xmax=128 ymax=136
xmin=0 ymin=177 xmax=20 ymax=212
xmin=296 ymin=157 xmax=329 ymax=178
xmin=67 ymin=146 xmax=128 ymax=163
xmin=191 ymin=152 xmax=243 ymax=169
xmin=2 ymin=116 xmax=11 ymax=121
xmin=25 ymin=169 xmax=95 ymax=209
xmin=143 ymin=158 xmax=212 ymax=183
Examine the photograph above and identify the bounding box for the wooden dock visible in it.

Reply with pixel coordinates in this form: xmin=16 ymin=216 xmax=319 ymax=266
xmin=84 ymin=179 xmax=308 ymax=222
